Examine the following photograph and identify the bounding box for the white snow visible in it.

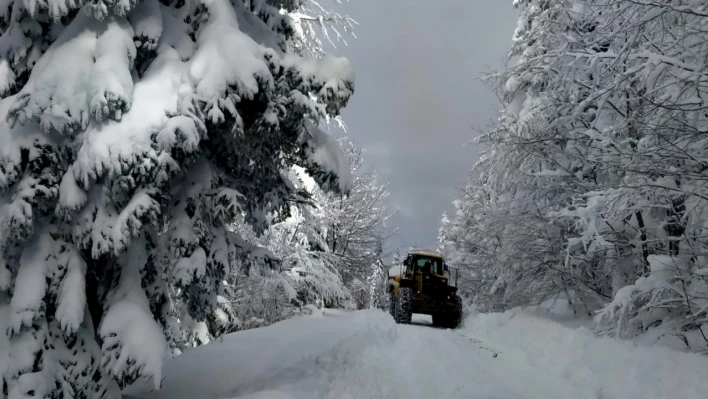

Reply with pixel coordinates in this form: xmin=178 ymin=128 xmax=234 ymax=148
xmin=100 ymin=245 xmax=166 ymax=390
xmin=0 ymin=58 xmax=15 ymax=95
xmin=289 ymin=165 xmax=318 ymax=193
xmin=55 ymin=248 xmax=87 ymax=334
xmin=593 ymin=254 xmax=704 ymax=348
xmin=155 ymin=115 xmax=201 ymax=153
xmin=8 ymin=12 xmax=96 ymax=134
xmin=286 ymin=54 xmax=355 ymax=96
xmin=8 ymin=233 xmax=53 ymax=334
xmin=462 ymin=309 xmax=708 ymax=399
xmin=112 ymin=189 xmax=161 ymax=253
xmin=122 ymin=307 xmax=708 ymax=399
xmin=88 ymin=16 xmax=136 ymax=122
xmin=172 ymin=247 xmax=207 ymax=286
xmin=7 ymin=13 xmax=137 ymax=134
xmin=180 ymin=313 xmax=212 ymax=348
xmin=57 ymin=169 xmax=88 ymax=213
xmin=127 ymin=0 xmax=163 ymax=51
xmin=73 ymin=46 xmax=186 ymax=187
xmin=188 ymin=0 xmax=270 ymax=106
xmin=303 ymin=119 xmax=352 ymax=191
xmin=158 ymin=5 xmax=196 ymax=60
xmin=230 ymin=0 xmax=284 ymax=51
xmin=0 ymin=96 xmax=40 ymax=191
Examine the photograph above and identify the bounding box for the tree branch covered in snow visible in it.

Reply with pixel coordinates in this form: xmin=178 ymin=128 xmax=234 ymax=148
xmin=0 ymin=0 xmax=356 ymax=395
xmin=214 ymin=138 xmax=393 ymax=334
xmin=285 ymin=0 xmax=358 ymax=58
xmin=441 ymin=0 xmax=708 ymax=352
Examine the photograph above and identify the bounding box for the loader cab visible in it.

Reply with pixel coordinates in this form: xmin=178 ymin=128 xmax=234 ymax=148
xmin=402 ymin=252 xmax=458 ymax=287
xmin=404 ymin=254 xmax=443 ymax=275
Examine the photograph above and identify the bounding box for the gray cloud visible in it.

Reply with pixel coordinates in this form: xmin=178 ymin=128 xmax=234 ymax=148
xmin=327 ymin=0 xmax=518 ymax=258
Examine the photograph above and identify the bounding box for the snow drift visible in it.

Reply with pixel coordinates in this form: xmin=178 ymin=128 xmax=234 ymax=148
xmin=461 ymin=309 xmax=708 ymax=399
xmin=122 ymin=309 xmax=399 ymax=399
xmin=124 ymin=306 xmax=708 ymax=399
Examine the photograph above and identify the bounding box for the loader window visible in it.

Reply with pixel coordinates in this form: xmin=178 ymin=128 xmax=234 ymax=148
xmin=414 ymin=256 xmax=443 ymax=275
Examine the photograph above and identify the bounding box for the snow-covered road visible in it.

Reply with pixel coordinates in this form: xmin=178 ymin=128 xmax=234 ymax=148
xmin=124 ymin=308 xmax=708 ymax=399
xmin=124 ymin=310 xmax=577 ymax=399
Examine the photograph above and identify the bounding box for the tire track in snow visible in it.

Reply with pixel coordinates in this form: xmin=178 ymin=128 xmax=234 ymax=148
xmin=125 ymin=310 xmax=596 ymax=399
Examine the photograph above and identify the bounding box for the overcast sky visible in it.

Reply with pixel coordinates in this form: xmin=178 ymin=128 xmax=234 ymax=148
xmin=326 ymin=0 xmax=518 ymax=258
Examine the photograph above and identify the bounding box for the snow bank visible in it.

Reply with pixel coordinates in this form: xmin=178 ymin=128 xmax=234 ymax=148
xmin=126 ymin=307 xmax=703 ymax=399
xmin=522 ymin=293 xmax=596 ymax=329
xmin=461 ymin=310 xmax=708 ymax=399
xmin=123 ymin=309 xmax=396 ymax=399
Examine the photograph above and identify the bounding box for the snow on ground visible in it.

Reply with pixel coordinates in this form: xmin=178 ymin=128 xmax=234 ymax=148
xmin=520 ymin=294 xmax=595 ymax=329
xmin=461 ymin=309 xmax=708 ymax=399
xmin=124 ymin=308 xmax=708 ymax=399
xmin=510 ymin=293 xmax=700 ymax=350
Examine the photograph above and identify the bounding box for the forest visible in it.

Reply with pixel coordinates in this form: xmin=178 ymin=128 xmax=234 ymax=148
xmin=1 ymin=0 xmax=707 ymax=397
xmin=440 ymin=0 xmax=708 ymax=353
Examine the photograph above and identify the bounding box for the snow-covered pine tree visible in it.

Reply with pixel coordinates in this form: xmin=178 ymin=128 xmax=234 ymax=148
xmin=0 ymin=0 xmax=354 ymax=395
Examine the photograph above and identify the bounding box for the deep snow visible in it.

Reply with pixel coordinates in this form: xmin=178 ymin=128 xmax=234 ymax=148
xmin=124 ymin=308 xmax=708 ymax=399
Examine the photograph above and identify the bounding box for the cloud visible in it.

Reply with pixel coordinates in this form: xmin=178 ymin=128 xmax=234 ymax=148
xmin=326 ymin=0 xmax=518 ymax=260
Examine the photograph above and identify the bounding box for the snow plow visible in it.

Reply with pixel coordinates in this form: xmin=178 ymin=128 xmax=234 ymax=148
xmin=388 ymin=251 xmax=462 ymax=328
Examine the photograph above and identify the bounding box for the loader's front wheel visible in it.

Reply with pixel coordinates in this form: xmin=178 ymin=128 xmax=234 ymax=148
xmin=389 ymin=293 xmax=397 ymax=317
xmin=446 ymin=294 xmax=463 ymax=329
xmin=434 ymin=295 xmax=463 ymax=329
xmin=394 ymin=288 xmax=413 ymax=324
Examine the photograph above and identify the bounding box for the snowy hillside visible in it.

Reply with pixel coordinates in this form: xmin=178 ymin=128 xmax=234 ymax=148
xmin=123 ymin=309 xmax=708 ymax=399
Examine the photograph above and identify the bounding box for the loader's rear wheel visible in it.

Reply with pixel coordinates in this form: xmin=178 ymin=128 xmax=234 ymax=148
xmin=433 ymin=295 xmax=463 ymax=329
xmin=394 ymin=288 xmax=413 ymax=324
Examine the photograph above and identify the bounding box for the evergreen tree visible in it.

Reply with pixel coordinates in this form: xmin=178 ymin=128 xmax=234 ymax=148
xmin=0 ymin=0 xmax=354 ymax=395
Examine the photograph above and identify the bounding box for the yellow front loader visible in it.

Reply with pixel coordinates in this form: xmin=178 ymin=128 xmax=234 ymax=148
xmin=388 ymin=251 xmax=462 ymax=328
